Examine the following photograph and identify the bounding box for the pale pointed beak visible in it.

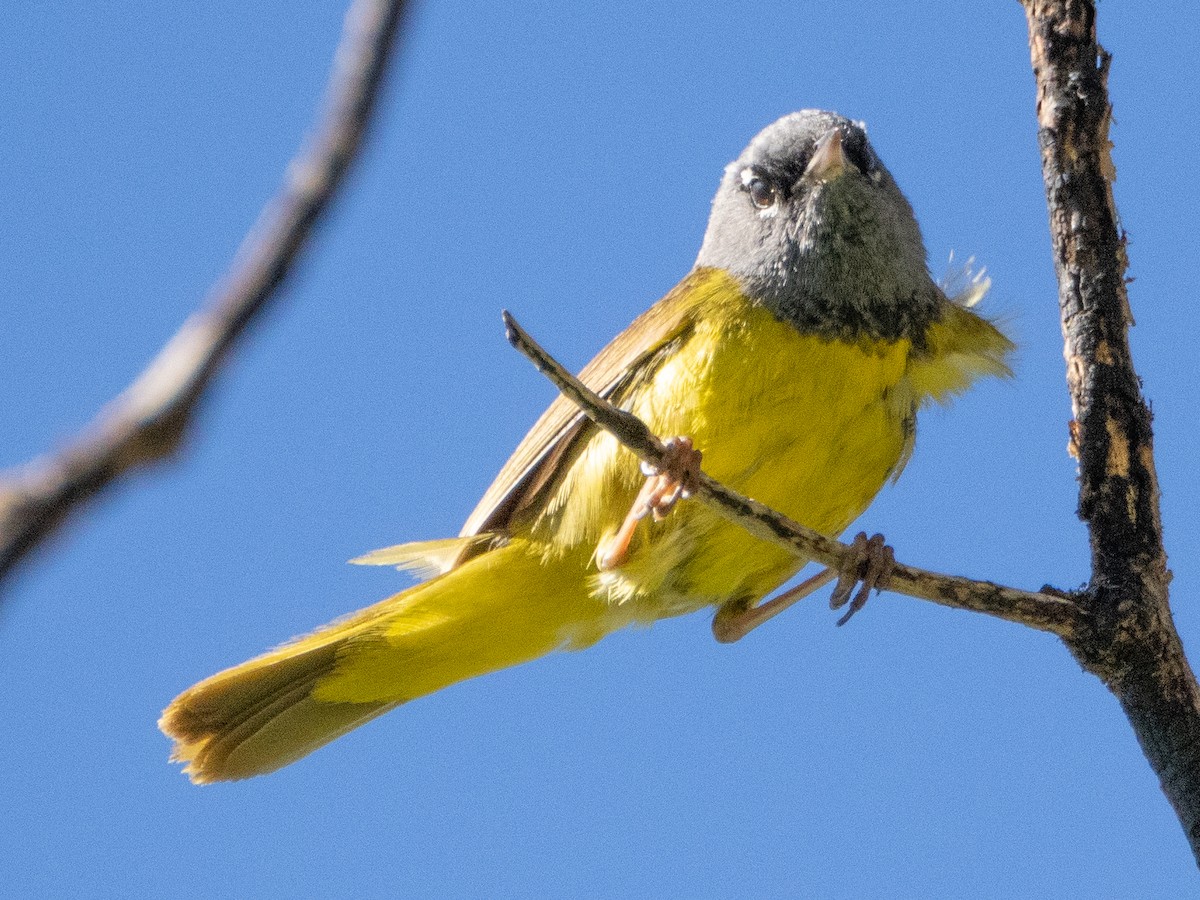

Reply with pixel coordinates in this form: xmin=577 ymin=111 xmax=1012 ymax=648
xmin=804 ymin=128 xmax=848 ymax=182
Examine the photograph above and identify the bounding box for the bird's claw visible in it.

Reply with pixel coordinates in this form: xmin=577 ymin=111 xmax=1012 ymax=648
xmin=636 ymin=436 xmax=702 ymax=521
xmin=597 ymin=436 xmax=702 ymax=570
xmin=829 ymin=532 xmax=894 ymax=626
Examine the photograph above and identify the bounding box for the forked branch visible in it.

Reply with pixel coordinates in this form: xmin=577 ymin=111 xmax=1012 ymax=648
xmin=1022 ymin=0 xmax=1200 ymax=864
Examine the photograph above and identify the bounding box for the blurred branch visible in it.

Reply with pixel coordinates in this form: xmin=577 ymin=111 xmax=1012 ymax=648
xmin=0 ymin=0 xmax=409 ymax=587
xmin=502 ymin=311 xmax=1084 ymax=637
xmin=1021 ymin=0 xmax=1200 ymax=864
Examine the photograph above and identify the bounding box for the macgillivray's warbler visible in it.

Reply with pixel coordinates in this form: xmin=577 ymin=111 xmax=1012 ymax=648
xmin=161 ymin=110 xmax=1013 ymax=783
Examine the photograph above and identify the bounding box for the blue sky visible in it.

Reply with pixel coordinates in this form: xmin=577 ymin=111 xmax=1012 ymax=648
xmin=2 ymin=1 xmax=1198 ymax=897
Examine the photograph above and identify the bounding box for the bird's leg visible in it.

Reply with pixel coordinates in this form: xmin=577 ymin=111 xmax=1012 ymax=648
xmin=828 ymin=532 xmax=895 ymax=626
xmin=712 ymin=567 xmax=838 ymax=643
xmin=596 ymin=436 xmax=702 ymax=571
xmin=711 ymin=531 xmax=895 ymax=641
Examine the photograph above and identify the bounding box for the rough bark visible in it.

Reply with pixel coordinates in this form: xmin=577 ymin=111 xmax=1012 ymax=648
xmin=1022 ymin=0 xmax=1200 ymax=863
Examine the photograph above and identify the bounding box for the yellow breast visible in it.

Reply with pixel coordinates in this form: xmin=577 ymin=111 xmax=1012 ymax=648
xmin=538 ymin=270 xmax=918 ymax=622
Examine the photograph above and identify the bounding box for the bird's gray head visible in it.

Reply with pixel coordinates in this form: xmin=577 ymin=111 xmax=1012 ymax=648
xmin=695 ymin=110 xmax=942 ymax=343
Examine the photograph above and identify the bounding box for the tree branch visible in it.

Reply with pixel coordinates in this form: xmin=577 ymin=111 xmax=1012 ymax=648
xmin=502 ymin=310 xmax=1083 ymax=638
xmin=0 ymin=0 xmax=409 ymax=587
xmin=1021 ymin=0 xmax=1200 ymax=864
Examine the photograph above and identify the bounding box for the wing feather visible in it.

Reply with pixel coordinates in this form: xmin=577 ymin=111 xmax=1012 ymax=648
xmin=458 ymin=271 xmax=709 ymax=544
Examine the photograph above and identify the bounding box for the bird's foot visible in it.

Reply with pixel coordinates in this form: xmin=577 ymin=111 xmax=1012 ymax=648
xmin=828 ymin=532 xmax=895 ymax=626
xmin=712 ymin=567 xmax=838 ymax=643
xmin=638 ymin=436 xmax=703 ymax=521
xmin=597 ymin=436 xmax=702 ymax=571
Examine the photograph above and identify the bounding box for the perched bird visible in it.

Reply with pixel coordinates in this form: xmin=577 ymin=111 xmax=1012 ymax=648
xmin=161 ymin=110 xmax=1012 ymax=783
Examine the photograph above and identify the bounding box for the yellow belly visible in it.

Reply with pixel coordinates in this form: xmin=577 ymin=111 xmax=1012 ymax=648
xmin=534 ymin=279 xmax=915 ymax=623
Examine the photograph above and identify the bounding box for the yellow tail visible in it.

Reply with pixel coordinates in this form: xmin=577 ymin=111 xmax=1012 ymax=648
xmin=160 ymin=540 xmax=610 ymax=783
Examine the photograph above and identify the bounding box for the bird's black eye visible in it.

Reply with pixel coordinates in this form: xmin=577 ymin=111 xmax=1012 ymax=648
xmin=748 ymin=177 xmax=776 ymax=209
xmin=739 ymin=166 xmax=781 ymax=210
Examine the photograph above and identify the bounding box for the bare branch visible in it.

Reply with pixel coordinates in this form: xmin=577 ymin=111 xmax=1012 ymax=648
xmin=502 ymin=310 xmax=1083 ymax=638
xmin=0 ymin=0 xmax=410 ymax=586
xmin=1022 ymin=0 xmax=1200 ymax=864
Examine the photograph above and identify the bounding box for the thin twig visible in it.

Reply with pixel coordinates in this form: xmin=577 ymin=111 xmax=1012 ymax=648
xmin=0 ymin=0 xmax=409 ymax=586
xmin=502 ymin=310 xmax=1083 ymax=638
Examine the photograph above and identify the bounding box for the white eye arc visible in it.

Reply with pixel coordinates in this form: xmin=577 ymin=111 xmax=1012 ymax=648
xmin=740 ymin=167 xmax=778 ymax=210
